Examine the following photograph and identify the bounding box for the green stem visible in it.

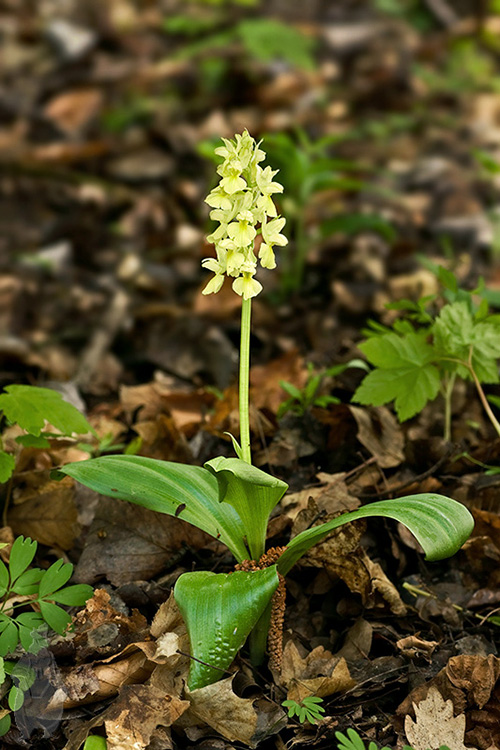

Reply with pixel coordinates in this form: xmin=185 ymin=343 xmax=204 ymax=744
xmin=439 ymin=355 xmax=500 ymax=439
xmin=249 ymin=600 xmax=272 ymax=666
xmin=239 ymin=297 xmax=252 ymax=464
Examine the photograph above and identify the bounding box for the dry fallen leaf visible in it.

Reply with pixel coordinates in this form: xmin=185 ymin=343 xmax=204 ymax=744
xmin=182 ymin=675 xmax=285 ymax=748
xmin=405 ymin=686 xmax=472 ymax=750
xmin=280 ymin=641 xmax=356 ymax=703
xmin=8 ymin=477 xmax=79 ymax=549
xmin=350 ymin=405 xmax=404 ymax=468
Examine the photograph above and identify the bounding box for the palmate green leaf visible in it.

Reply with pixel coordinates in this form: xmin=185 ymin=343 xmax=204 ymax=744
xmin=11 ymin=568 xmax=43 ymax=596
xmin=38 ymin=601 xmax=71 ymax=635
xmin=0 ymin=385 xmax=93 ymax=437
xmin=277 ymin=494 xmax=474 ymax=576
xmin=49 ymin=584 xmax=94 ymax=606
xmin=353 ymin=331 xmax=441 ymax=421
xmin=174 ymin=567 xmax=279 ymax=690
xmin=433 ymin=301 xmax=500 ymax=383
xmin=58 ymin=455 xmax=250 ymax=561
xmin=204 ymin=457 xmax=288 ymax=559
xmin=0 ymin=450 xmax=15 ymax=483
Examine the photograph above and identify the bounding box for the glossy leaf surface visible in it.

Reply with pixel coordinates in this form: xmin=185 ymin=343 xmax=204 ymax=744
xmin=277 ymin=494 xmax=474 ymax=575
xmin=205 ymin=457 xmax=288 ymax=559
xmin=59 ymin=455 xmax=249 ymax=561
xmin=174 ymin=567 xmax=279 ymax=690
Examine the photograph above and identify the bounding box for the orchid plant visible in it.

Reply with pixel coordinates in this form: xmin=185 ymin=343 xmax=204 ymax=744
xmin=58 ymin=132 xmax=474 ymax=692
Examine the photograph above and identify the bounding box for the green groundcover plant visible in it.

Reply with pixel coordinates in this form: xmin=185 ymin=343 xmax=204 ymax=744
xmin=352 ymin=268 xmax=500 ymax=441
xmin=0 ymin=537 xmax=92 ymax=736
xmin=57 ymin=132 xmax=474 ymax=692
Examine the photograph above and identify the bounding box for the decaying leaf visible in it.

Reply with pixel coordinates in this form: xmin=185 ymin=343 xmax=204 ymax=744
xmin=404 ymin=686 xmax=471 ymax=750
xmin=280 ymin=640 xmax=356 ymax=703
xmin=396 ymin=655 xmax=500 ymax=750
xmin=350 ymin=405 xmax=405 ymax=468
xmin=8 ymin=477 xmax=79 ymax=549
xmin=74 ymin=497 xmax=208 ymax=586
xmin=183 ymin=675 xmax=285 ymax=748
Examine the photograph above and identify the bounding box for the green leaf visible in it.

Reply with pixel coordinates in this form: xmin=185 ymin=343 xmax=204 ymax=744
xmin=237 ymin=18 xmax=315 ymax=70
xmin=0 ymin=561 xmax=9 ymax=598
xmin=58 ymin=455 xmax=249 ymax=561
xmin=38 ymin=559 xmax=73 ymax=598
xmin=0 ymin=451 xmax=15 ymax=483
xmin=174 ymin=567 xmax=279 ymax=690
xmin=11 ymin=568 xmax=43 ymax=596
xmin=83 ymin=738 xmax=108 ymax=750
xmin=280 ymin=381 xmax=303 ymax=400
xmin=0 ymin=385 xmax=93 ymax=437
xmin=8 ymin=685 xmax=24 ymax=711
xmin=353 ymin=332 xmax=441 ymax=420
xmin=277 ymin=494 xmax=474 ymax=575
xmin=38 ymin=601 xmax=71 ymax=635
xmin=204 ymin=457 xmax=288 ymax=560
xmin=49 ymin=584 xmax=94 ymax=606
xmin=0 ymin=713 xmax=11 ymax=737
xmin=15 ymin=434 xmax=51 ymax=449
xmin=0 ymin=621 xmax=19 ymax=657
xmin=10 ymin=662 xmax=36 ymax=691
xmin=8 ymin=536 xmax=37 ymax=583
xmin=433 ymin=301 xmax=500 ymax=383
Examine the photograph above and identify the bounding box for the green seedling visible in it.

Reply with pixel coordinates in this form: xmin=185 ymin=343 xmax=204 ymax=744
xmin=282 ymin=695 xmax=325 ymax=724
xmin=0 ymin=536 xmax=92 ymax=736
xmin=353 ymin=268 xmax=500 ymax=441
xmin=278 ymin=360 xmax=368 ymax=418
xmin=58 ymin=132 xmax=473 ymax=692
xmin=0 ymin=385 xmax=95 ymax=484
xmin=335 ymin=727 xmax=451 ymax=750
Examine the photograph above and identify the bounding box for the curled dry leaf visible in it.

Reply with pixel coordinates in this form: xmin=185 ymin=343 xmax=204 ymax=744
xmin=291 ymin=492 xmax=406 ymax=614
xmin=182 ymin=676 xmax=285 ymax=749
xmin=396 ymin=635 xmax=439 ymax=660
xmin=280 ymin=641 xmax=356 ymax=703
xmin=350 ymin=405 xmax=405 ymax=468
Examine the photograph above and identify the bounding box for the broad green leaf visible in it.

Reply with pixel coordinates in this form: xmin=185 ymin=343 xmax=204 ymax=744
xmin=49 ymin=584 xmax=94 ymax=606
xmin=38 ymin=559 xmax=73 ymax=598
xmin=38 ymin=601 xmax=71 ymax=635
xmin=0 ymin=451 xmax=15 ymax=483
xmin=277 ymin=494 xmax=474 ymax=575
xmin=0 ymin=713 xmax=11 ymax=737
xmin=174 ymin=567 xmax=279 ymax=690
xmin=237 ymin=18 xmax=315 ymax=71
xmin=0 ymin=385 xmax=93 ymax=437
xmin=0 ymin=658 xmax=4 ymax=684
xmin=9 ymin=536 xmax=37 ymax=583
xmin=15 ymin=434 xmax=51 ymax=449
xmin=57 ymin=455 xmax=249 ymax=561
xmin=353 ymin=331 xmax=441 ymax=420
xmin=83 ymin=738 xmax=108 ymax=750
xmin=8 ymin=685 xmax=24 ymax=712
xmin=204 ymin=457 xmax=288 ymax=560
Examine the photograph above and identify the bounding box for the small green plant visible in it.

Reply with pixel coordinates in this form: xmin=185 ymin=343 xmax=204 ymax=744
xmin=0 ymin=537 xmax=92 ymax=736
xmin=335 ymin=728 xmax=451 ymax=750
xmin=0 ymin=385 xmax=94 ymax=484
xmin=353 ymin=269 xmax=500 ymax=441
xmin=278 ymin=360 xmax=368 ymax=418
xmin=282 ymin=695 xmax=325 ymax=724
xmin=57 ymin=132 xmax=473 ymax=693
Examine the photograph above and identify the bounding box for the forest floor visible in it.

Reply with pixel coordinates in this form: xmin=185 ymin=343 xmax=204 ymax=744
xmin=1 ymin=0 xmax=500 ymax=748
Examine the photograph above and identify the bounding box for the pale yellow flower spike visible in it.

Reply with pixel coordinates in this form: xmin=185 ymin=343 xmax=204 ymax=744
xmin=202 ymin=131 xmax=287 ymax=297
